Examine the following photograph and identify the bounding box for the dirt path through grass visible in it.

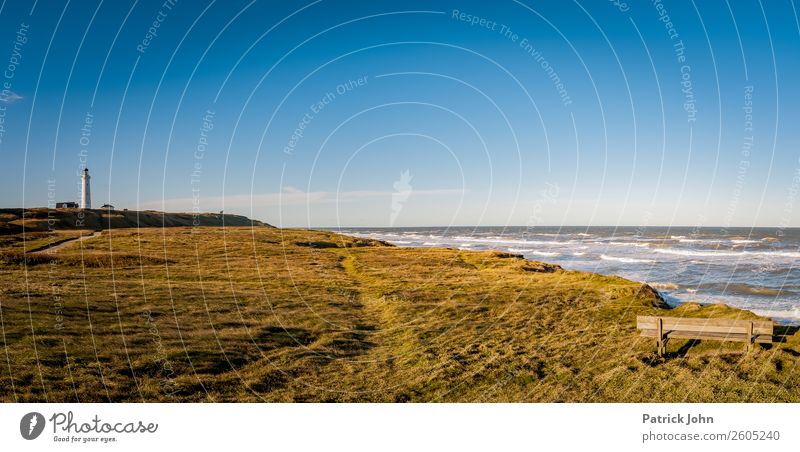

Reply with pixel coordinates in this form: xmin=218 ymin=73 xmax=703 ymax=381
xmin=27 ymin=230 xmax=102 ymax=253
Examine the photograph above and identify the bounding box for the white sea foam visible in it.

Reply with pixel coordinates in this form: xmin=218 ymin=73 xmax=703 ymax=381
xmin=677 ymin=238 xmax=730 ymax=244
xmin=654 ymin=248 xmax=800 ymax=259
xmin=749 ymin=308 xmax=800 ymax=322
xmin=653 ymin=248 xmax=741 ymax=257
xmin=507 ymin=248 xmax=560 ymax=257
xmin=448 ymin=236 xmax=567 ymax=246
xmin=451 ymin=236 xmax=473 ymax=241
xmin=606 ymin=241 xmax=649 ymax=248
xmin=771 ymin=251 xmax=800 ymax=258
xmin=649 ymin=282 xmax=680 ymax=290
xmin=572 ymin=252 xmax=586 ymax=256
xmin=600 ymin=254 xmax=655 ymax=264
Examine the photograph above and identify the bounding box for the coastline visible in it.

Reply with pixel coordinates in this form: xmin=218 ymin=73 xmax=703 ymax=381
xmin=333 ymin=226 xmax=800 ymax=326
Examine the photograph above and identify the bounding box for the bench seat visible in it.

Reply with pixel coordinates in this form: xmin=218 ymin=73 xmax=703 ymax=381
xmin=637 ymin=315 xmax=774 ymax=355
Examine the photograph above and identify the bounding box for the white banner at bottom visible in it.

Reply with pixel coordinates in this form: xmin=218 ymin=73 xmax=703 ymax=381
xmin=0 ymin=403 xmax=796 ymax=451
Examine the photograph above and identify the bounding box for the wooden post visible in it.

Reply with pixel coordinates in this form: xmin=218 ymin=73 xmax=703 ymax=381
xmin=657 ymin=317 xmax=664 ymax=356
xmin=747 ymin=321 xmax=754 ymax=352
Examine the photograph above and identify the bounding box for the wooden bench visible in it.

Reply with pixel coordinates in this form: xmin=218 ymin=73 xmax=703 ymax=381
xmin=637 ymin=316 xmax=773 ymax=356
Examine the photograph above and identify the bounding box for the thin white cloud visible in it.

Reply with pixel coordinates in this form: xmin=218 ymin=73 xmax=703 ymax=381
xmin=0 ymin=91 xmax=23 ymax=104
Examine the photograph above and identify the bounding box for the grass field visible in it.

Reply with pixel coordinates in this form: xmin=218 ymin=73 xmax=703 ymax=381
xmin=0 ymin=226 xmax=798 ymax=402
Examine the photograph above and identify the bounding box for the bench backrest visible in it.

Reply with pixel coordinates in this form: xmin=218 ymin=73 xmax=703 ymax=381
xmin=637 ymin=315 xmax=773 ymax=343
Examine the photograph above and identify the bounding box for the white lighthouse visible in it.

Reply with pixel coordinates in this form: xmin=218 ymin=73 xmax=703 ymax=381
xmin=80 ymin=168 xmax=91 ymax=209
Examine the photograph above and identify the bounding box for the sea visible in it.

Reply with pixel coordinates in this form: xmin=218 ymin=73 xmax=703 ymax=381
xmin=332 ymin=226 xmax=800 ymax=324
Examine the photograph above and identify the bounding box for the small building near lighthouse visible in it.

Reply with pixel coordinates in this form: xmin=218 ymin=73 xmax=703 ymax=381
xmin=80 ymin=168 xmax=92 ymax=209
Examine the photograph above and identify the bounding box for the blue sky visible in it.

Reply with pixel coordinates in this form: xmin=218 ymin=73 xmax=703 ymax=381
xmin=0 ymin=0 xmax=798 ymax=227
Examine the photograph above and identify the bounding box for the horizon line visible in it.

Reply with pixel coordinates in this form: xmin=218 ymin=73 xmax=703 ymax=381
xmin=312 ymin=225 xmax=799 ymax=230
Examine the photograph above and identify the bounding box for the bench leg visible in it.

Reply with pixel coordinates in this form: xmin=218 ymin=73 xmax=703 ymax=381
xmin=656 ymin=337 xmax=667 ymax=356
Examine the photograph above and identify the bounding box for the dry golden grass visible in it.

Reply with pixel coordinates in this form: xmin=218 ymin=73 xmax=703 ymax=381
xmin=0 ymin=226 xmax=798 ymax=402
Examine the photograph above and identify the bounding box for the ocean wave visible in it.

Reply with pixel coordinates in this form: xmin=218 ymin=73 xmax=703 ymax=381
xmin=606 ymin=241 xmax=649 ymax=248
xmin=770 ymin=251 xmax=800 ymax=258
xmin=678 ymin=238 xmax=730 ymax=244
xmin=446 ymin=236 xmax=568 ymax=246
xmin=507 ymin=248 xmax=532 ymax=253
xmin=677 ymin=238 xmax=757 ymax=245
xmin=649 ymin=282 xmax=680 ymax=290
xmin=572 ymin=252 xmax=586 ymax=256
xmin=600 ymin=254 xmax=655 ymax=264
xmin=654 ymin=248 xmax=800 ymax=259
xmin=749 ymin=308 xmax=800 ymax=321
xmin=512 ymin=240 xmax=567 ymax=246
xmin=654 ymin=248 xmax=741 ymax=257
xmin=507 ymin=248 xmax=560 ymax=257
xmin=451 ymin=236 xmax=474 ymax=241
xmin=696 ymin=282 xmax=794 ymax=297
